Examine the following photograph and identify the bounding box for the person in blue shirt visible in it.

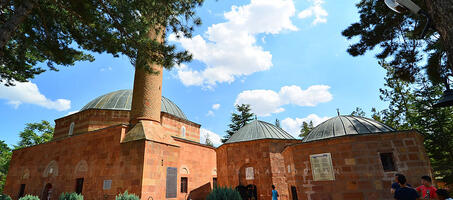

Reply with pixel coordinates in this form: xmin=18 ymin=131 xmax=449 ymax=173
xmin=272 ymin=185 xmax=279 ymax=200
xmin=394 ymin=174 xmax=420 ymax=200
xmin=392 ymin=173 xmax=412 ymax=195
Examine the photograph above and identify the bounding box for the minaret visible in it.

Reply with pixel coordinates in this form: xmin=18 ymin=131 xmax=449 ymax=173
xmin=129 ymin=58 xmax=163 ymax=125
xmin=130 ymin=29 xmax=163 ymax=125
xmin=122 ymin=28 xmax=173 ymax=144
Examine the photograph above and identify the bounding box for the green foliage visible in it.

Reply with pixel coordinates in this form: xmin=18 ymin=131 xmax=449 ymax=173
xmin=342 ymin=0 xmax=449 ymax=84
xmin=59 ymin=192 xmax=83 ymax=200
xmin=373 ymin=64 xmax=453 ymax=184
xmin=0 ymin=0 xmax=204 ymax=86
xmin=350 ymin=107 xmax=366 ymax=117
xmin=18 ymin=195 xmax=39 ymax=200
xmin=0 ymin=141 xmax=11 ymax=193
xmin=299 ymin=121 xmax=314 ymax=138
xmin=15 ymin=120 xmax=54 ymax=149
xmin=115 ymin=191 xmax=139 ymax=200
xmin=206 ymin=187 xmax=242 ymax=200
xmin=222 ymin=104 xmax=254 ymax=143
xmin=0 ymin=194 xmax=12 ymax=200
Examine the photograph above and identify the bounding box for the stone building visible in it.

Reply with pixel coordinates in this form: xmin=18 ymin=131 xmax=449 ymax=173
xmin=216 ymin=120 xmax=300 ymax=199
xmin=5 ymin=90 xmax=217 ymax=200
xmin=217 ymin=116 xmax=433 ymax=200
xmin=5 ymin=56 xmax=217 ymax=200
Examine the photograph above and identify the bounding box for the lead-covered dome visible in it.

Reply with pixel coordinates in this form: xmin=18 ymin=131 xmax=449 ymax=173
xmin=225 ymin=120 xmax=296 ymax=144
xmin=303 ymin=115 xmax=396 ymax=142
xmin=81 ymin=89 xmax=188 ymax=120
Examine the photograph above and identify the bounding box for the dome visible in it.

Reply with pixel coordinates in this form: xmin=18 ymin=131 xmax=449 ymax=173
xmin=303 ymin=115 xmax=396 ymax=142
xmin=225 ymin=120 xmax=296 ymax=144
xmin=81 ymin=89 xmax=188 ymax=120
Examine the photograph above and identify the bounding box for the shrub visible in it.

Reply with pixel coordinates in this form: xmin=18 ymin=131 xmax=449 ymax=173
xmin=59 ymin=192 xmax=83 ymax=200
xmin=207 ymin=187 xmax=242 ymax=200
xmin=115 ymin=191 xmax=139 ymax=200
xmin=0 ymin=194 xmax=12 ymax=200
xmin=18 ymin=195 xmax=39 ymax=200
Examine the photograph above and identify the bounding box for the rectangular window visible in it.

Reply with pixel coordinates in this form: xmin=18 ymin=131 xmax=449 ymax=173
xmin=213 ymin=178 xmax=218 ymax=188
xmin=18 ymin=184 xmax=25 ymax=198
xmin=166 ymin=167 xmax=177 ymax=198
xmin=75 ymin=178 xmax=84 ymax=194
xmin=103 ymin=180 xmax=112 ymax=190
xmin=181 ymin=177 xmax=188 ymax=193
xmin=380 ymin=152 xmax=396 ymax=172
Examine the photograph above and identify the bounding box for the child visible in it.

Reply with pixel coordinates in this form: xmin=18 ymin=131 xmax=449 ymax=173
xmin=272 ymin=185 xmax=279 ymax=200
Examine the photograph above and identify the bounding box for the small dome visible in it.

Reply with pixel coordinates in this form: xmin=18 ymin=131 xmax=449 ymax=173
xmin=225 ymin=120 xmax=295 ymax=144
xmin=303 ymin=115 xmax=396 ymax=142
xmin=81 ymin=90 xmax=188 ymax=120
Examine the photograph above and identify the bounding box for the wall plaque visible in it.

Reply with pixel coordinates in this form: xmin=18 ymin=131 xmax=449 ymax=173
xmin=310 ymin=153 xmax=335 ymax=181
xmin=166 ymin=167 xmax=178 ymax=198
xmin=245 ymin=167 xmax=254 ymax=180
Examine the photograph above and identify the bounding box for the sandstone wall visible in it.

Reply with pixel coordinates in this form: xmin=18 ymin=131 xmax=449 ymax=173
xmin=282 ymin=131 xmax=432 ymax=200
xmin=216 ymin=139 xmax=299 ymax=200
xmin=54 ymin=110 xmax=200 ymax=143
xmin=4 ymin=125 xmax=145 ymax=200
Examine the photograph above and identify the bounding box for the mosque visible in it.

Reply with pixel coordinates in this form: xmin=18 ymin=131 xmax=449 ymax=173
xmin=4 ymin=57 xmax=432 ymax=200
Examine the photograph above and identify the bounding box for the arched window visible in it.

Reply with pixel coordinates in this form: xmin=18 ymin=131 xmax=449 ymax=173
xmin=43 ymin=160 xmax=58 ymax=178
xmin=181 ymin=126 xmax=186 ymax=138
xmin=68 ymin=122 xmax=75 ymax=136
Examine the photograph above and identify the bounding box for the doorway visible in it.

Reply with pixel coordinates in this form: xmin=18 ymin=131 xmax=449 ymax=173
xmin=18 ymin=184 xmax=25 ymax=198
xmin=42 ymin=183 xmax=53 ymax=200
xmin=235 ymin=184 xmax=257 ymax=200
xmin=291 ymin=186 xmax=298 ymax=200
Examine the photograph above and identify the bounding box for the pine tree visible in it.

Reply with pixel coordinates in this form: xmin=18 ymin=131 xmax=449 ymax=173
xmin=0 ymin=0 xmax=204 ymax=86
xmin=374 ymin=63 xmax=453 ymax=185
xmin=342 ymin=0 xmax=453 ymax=84
xmin=299 ymin=121 xmax=314 ymax=138
xmin=222 ymin=104 xmax=254 ymax=143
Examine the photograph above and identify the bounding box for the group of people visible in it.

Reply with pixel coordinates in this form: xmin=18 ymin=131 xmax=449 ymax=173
xmin=391 ymin=174 xmax=452 ymax=200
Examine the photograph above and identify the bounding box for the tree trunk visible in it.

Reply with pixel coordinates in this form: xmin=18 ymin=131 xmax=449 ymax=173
xmin=425 ymin=0 xmax=453 ymax=73
xmin=0 ymin=0 xmax=36 ymax=49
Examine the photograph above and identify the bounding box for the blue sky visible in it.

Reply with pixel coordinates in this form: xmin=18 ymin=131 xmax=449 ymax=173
xmin=0 ymin=0 xmax=389 ymax=147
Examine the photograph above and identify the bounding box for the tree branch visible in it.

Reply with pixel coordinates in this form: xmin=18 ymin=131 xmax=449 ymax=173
xmin=0 ymin=0 xmax=37 ymax=49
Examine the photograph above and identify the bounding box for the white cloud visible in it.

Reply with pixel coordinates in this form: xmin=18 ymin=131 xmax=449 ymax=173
xmin=281 ymin=114 xmax=330 ymax=138
xmin=170 ymin=0 xmax=298 ymax=88
xmin=206 ymin=110 xmax=215 ymax=117
xmin=298 ymin=0 xmax=328 ymax=25
xmin=235 ymin=85 xmax=332 ymax=116
xmin=279 ymin=85 xmax=333 ymax=107
xmin=0 ymin=81 xmax=71 ymax=111
xmin=200 ymin=128 xmax=223 ymax=147
xmin=212 ymin=104 xmax=220 ymax=110
xmin=235 ymin=89 xmax=284 ymax=116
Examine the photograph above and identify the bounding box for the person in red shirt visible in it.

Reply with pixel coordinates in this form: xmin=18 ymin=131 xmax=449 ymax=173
xmin=416 ymin=176 xmax=437 ymax=199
